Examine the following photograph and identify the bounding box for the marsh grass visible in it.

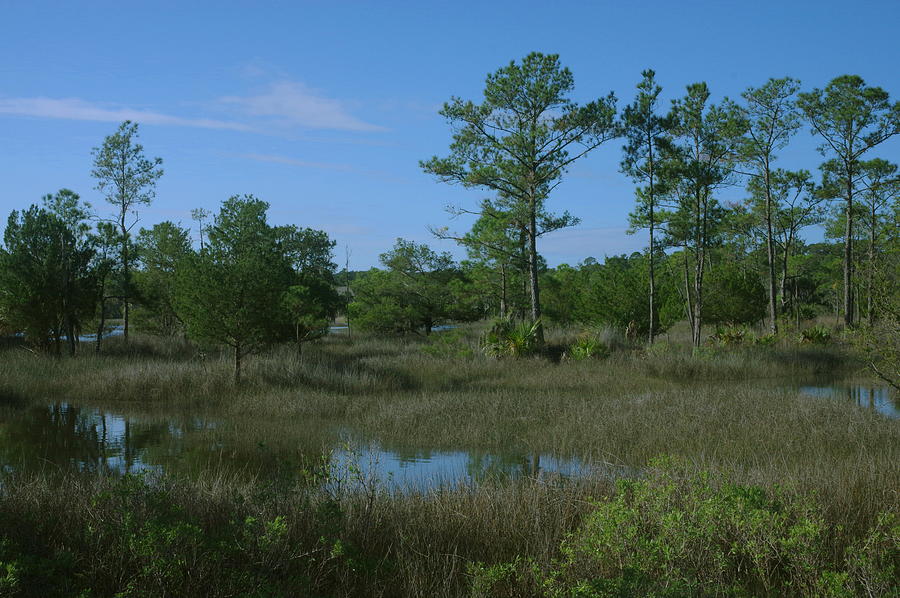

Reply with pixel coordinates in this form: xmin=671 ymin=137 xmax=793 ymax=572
xmin=0 ymin=327 xmax=897 ymax=595
xmin=0 ymin=460 xmax=895 ymax=597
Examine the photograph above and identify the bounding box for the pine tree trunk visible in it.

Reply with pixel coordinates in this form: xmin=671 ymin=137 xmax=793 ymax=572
xmin=648 ymin=221 xmax=656 ymax=345
xmin=526 ymin=195 xmax=544 ymax=348
xmin=868 ymin=202 xmax=876 ymax=326
xmin=843 ymin=166 xmax=855 ymax=328
xmin=683 ymin=248 xmax=694 ymax=332
xmin=96 ymin=297 xmax=106 ymax=354
xmin=764 ymin=166 xmax=778 ymax=334
xmin=647 ymin=140 xmax=656 ymax=345
xmin=499 ymin=262 xmax=508 ymax=320
xmin=120 ymin=205 xmax=130 ymax=341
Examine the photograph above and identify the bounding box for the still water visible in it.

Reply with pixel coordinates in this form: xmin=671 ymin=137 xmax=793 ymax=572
xmin=0 ymin=401 xmax=609 ymax=489
xmin=1 ymin=382 xmax=896 ymax=489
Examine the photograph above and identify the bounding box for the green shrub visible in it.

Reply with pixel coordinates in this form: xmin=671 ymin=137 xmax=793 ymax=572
xmin=800 ymin=326 xmax=832 ymax=345
xmin=710 ymin=325 xmax=749 ymax=346
xmin=566 ymin=336 xmax=610 ymax=361
xmin=482 ymin=318 xmax=541 ymax=358
xmin=754 ymin=333 xmax=778 ymax=347
xmin=472 ymin=457 xmax=896 ymax=598
xmin=420 ymin=327 xmax=476 ymax=359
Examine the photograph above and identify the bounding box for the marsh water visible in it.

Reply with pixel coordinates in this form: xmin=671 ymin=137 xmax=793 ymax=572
xmin=1 ymin=381 xmax=896 ymax=489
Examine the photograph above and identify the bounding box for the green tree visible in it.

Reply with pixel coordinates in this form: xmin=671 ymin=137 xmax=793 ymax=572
xmin=858 ymin=160 xmax=898 ymax=325
xmin=190 ymin=207 xmax=211 ymax=250
xmin=173 ymin=196 xmax=293 ymax=383
xmin=453 ymin=199 xmax=527 ymax=320
xmin=0 ymin=194 xmax=97 ymax=354
xmin=823 ymin=159 xmax=899 ymax=324
xmin=797 ymin=75 xmax=900 ymax=327
xmin=703 ymin=258 xmax=767 ymax=327
xmin=91 ymin=221 xmax=120 ymax=353
xmin=134 ymin=221 xmax=192 ymax=336
xmin=422 ymin=52 xmax=617 ymax=347
xmin=275 ymin=225 xmax=337 ymax=278
xmin=91 ymin=121 xmax=164 ymax=340
xmin=281 ymin=279 xmax=342 ymax=356
xmin=663 ymin=83 xmax=745 ymax=346
xmin=621 ymin=69 xmax=675 ymax=344
xmin=350 ymin=239 xmax=464 ymax=335
xmin=736 ymin=77 xmax=802 ymax=334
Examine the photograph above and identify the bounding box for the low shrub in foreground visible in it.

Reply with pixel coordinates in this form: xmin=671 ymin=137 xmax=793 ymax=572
xmin=472 ymin=459 xmax=899 ymax=598
xmin=0 ymin=459 xmax=896 ymax=597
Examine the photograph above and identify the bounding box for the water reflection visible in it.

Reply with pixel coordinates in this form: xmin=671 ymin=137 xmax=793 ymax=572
xmin=0 ymin=401 xmax=602 ymax=489
xmin=1 ymin=381 xmax=895 ymax=488
xmin=797 ymin=384 xmax=899 ymax=419
xmin=0 ymin=402 xmax=213 ymax=474
xmin=329 ymin=445 xmax=612 ymax=491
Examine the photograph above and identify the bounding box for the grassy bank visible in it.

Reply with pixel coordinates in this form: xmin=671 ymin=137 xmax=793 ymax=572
xmin=0 ymin=327 xmax=897 ymax=596
xmin=0 ymin=460 xmax=896 ymax=597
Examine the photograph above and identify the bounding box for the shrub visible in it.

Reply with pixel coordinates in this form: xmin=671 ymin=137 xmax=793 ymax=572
xmin=482 ymin=318 xmax=541 ymax=358
xmin=566 ymin=336 xmax=610 ymax=361
xmin=710 ymin=324 xmax=749 ymax=346
xmin=800 ymin=325 xmax=832 ymax=345
xmin=470 ymin=458 xmax=899 ymax=597
xmin=420 ymin=327 xmax=476 ymax=359
xmin=754 ymin=333 xmax=778 ymax=347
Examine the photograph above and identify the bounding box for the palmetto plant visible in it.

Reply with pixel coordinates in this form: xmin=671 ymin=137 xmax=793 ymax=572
xmin=482 ymin=317 xmax=542 ymax=358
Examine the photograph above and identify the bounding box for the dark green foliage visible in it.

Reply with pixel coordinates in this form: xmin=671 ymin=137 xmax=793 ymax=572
xmin=133 ymin=221 xmax=192 ymax=336
xmin=542 ymin=254 xmax=680 ymax=334
xmin=282 ymin=278 xmax=342 ymax=354
xmin=703 ymin=259 xmax=767 ymax=326
xmin=0 ymin=193 xmax=97 ymax=353
xmin=481 ymin=317 xmax=542 ymax=358
xmin=525 ymin=458 xmax=898 ymax=597
xmin=800 ymin=325 xmax=832 ymax=345
xmin=173 ymin=196 xmax=294 ymax=382
xmin=349 ymin=239 xmax=472 ymax=335
xmin=422 ymin=52 xmax=618 ymax=344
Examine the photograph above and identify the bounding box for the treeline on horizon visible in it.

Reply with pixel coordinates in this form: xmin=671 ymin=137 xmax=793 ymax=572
xmin=0 ymin=53 xmax=898 ymax=383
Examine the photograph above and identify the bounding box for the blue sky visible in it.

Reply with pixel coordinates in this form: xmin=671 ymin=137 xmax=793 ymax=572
xmin=2 ymin=0 xmax=898 ymax=268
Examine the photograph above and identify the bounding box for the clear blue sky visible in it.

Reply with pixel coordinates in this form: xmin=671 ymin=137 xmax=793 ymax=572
xmin=2 ymin=0 xmax=898 ymax=268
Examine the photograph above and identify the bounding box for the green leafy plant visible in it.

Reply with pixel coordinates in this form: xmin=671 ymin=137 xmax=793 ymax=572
xmin=567 ymin=336 xmax=611 ymax=360
xmin=482 ymin=318 xmax=542 ymax=358
xmin=710 ymin=324 xmax=749 ymax=346
xmin=754 ymin=333 xmax=778 ymax=346
xmin=799 ymin=325 xmax=832 ymax=345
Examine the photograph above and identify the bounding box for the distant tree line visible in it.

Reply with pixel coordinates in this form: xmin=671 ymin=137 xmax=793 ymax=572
xmin=0 ymin=123 xmax=343 ymax=381
xmin=1 ymin=54 xmax=898 ymax=384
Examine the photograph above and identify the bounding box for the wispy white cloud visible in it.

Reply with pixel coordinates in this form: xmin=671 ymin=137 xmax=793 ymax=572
xmin=239 ymin=152 xmax=358 ymax=172
xmin=220 ymin=82 xmax=386 ymax=132
xmin=0 ymin=96 xmax=253 ymax=131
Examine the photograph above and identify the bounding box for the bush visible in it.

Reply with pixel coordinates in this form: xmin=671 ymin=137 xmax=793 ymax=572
xmin=800 ymin=325 xmax=832 ymax=345
xmin=420 ymin=327 xmax=476 ymax=359
xmin=482 ymin=318 xmax=541 ymax=358
xmin=476 ymin=458 xmax=896 ymax=597
xmin=754 ymin=333 xmax=778 ymax=347
xmin=566 ymin=336 xmax=610 ymax=361
xmin=710 ymin=324 xmax=749 ymax=346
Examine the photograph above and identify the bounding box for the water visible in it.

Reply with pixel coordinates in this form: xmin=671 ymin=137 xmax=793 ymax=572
xmin=797 ymin=383 xmax=900 ymax=419
xmin=0 ymin=401 xmax=612 ymax=489
xmin=0 ymin=381 xmax=895 ymax=488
